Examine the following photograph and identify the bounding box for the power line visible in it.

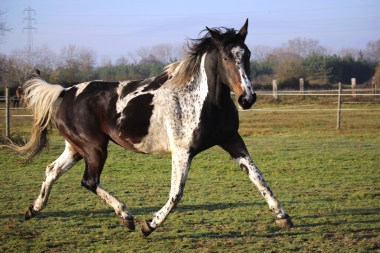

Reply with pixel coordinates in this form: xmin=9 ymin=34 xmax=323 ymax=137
xmin=32 ymin=15 xmax=380 ymax=28
xmin=23 ymin=6 xmax=36 ymax=62
xmin=34 ymin=4 xmax=380 ymax=17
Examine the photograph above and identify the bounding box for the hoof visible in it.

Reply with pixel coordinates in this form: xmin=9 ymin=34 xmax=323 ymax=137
xmin=276 ymin=214 xmax=294 ymax=229
xmin=141 ymin=219 xmax=155 ymax=237
xmin=25 ymin=205 xmax=37 ymax=220
xmin=121 ymin=217 xmax=135 ymax=231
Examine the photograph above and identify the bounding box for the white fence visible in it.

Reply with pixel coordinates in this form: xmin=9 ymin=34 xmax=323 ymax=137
xmin=257 ymin=89 xmax=379 ymax=97
xmin=2 ymin=88 xmax=379 ymax=136
xmin=242 ymin=86 xmax=380 ymax=129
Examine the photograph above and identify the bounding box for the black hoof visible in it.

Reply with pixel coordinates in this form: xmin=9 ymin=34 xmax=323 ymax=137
xmin=25 ymin=205 xmax=37 ymax=220
xmin=275 ymin=214 xmax=294 ymax=229
xmin=121 ymin=217 xmax=135 ymax=231
xmin=141 ymin=219 xmax=155 ymax=237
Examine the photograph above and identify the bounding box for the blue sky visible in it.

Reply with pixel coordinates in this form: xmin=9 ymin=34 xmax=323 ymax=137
xmin=1 ymin=0 xmax=379 ymax=62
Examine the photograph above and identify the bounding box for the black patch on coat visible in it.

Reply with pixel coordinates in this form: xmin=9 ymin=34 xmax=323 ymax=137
xmin=142 ymin=73 xmax=168 ymax=92
xmin=74 ymin=81 xmax=120 ymax=98
xmin=119 ymin=73 xmax=168 ymax=99
xmin=119 ymin=93 xmax=154 ymax=143
xmin=119 ymin=80 xmax=143 ymax=99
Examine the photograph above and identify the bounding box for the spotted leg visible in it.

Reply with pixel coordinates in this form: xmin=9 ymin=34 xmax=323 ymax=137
xmin=220 ymin=134 xmax=294 ymax=228
xmin=25 ymin=141 xmax=82 ymax=220
xmin=141 ymin=151 xmax=192 ymax=236
xmin=95 ymin=183 xmax=135 ymax=230
xmin=79 ymin=141 xmax=135 ymax=230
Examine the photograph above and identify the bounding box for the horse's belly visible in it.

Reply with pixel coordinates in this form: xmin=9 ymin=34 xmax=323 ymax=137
xmin=132 ymin=120 xmax=171 ymax=154
xmin=130 ymin=103 xmax=171 ymax=154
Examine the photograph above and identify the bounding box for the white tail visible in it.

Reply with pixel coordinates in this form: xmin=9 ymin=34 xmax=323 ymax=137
xmin=1 ymin=74 xmax=65 ymax=161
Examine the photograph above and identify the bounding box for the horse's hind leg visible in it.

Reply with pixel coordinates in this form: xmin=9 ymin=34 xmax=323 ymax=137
xmin=25 ymin=140 xmax=82 ymax=220
xmin=79 ymin=143 xmax=135 ymax=230
xmin=220 ymin=134 xmax=294 ymax=229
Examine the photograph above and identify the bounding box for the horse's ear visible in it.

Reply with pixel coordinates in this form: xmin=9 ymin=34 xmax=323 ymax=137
xmin=238 ymin=18 xmax=248 ymax=41
xmin=206 ymin=26 xmax=224 ymax=46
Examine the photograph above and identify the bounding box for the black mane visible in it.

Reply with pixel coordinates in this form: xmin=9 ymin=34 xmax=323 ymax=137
xmin=187 ymin=27 xmax=239 ymax=57
xmin=166 ymin=27 xmax=240 ymax=87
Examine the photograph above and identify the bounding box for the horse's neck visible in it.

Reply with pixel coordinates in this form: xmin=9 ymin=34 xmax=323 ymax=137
xmin=201 ymin=53 xmax=232 ymax=108
xmin=172 ymin=52 xmax=231 ymax=109
xmin=176 ymin=54 xmax=209 ymax=98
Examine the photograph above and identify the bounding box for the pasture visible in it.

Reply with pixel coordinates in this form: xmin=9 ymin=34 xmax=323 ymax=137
xmin=1 ymin=95 xmax=379 ymax=252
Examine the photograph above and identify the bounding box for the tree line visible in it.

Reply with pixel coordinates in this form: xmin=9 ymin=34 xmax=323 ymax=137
xmin=250 ymin=37 xmax=379 ymax=89
xmin=1 ymin=37 xmax=380 ymax=95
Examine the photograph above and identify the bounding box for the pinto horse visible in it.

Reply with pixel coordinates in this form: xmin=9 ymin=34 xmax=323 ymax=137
xmin=7 ymin=19 xmax=293 ymax=236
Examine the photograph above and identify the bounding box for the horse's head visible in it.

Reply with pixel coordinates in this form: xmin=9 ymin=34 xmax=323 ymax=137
xmin=206 ymin=19 xmax=256 ymax=110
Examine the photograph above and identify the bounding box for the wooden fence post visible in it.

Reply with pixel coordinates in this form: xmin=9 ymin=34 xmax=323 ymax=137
xmin=299 ymin=78 xmax=304 ymax=93
xmin=373 ymin=77 xmax=377 ymax=94
xmin=5 ymin=86 xmax=10 ymax=137
xmin=337 ymin=82 xmax=342 ymax=129
xmin=351 ymin=78 xmax=356 ymax=98
xmin=272 ymin=80 xmax=278 ymax=99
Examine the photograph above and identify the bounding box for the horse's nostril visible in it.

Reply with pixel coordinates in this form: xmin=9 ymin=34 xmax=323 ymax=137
xmin=238 ymin=92 xmax=256 ymax=110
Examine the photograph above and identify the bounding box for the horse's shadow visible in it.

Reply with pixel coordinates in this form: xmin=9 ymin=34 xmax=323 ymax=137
xmin=0 ymin=201 xmax=263 ymax=221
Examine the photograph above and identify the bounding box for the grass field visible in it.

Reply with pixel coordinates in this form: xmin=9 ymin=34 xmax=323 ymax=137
xmin=1 ymin=95 xmax=380 ymax=252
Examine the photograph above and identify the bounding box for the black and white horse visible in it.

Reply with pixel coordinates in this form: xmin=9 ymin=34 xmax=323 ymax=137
xmin=7 ymin=19 xmax=293 ymax=236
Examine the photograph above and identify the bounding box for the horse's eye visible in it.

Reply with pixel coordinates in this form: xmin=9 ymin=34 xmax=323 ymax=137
xmin=223 ymin=57 xmax=228 ymax=62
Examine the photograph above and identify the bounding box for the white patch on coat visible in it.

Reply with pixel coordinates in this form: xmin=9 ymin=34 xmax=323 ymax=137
xmin=133 ymin=54 xmax=209 ymax=154
xmin=73 ymin=82 xmax=91 ymax=97
xmin=231 ymin=46 xmax=254 ymax=94
xmin=32 ymin=141 xmax=79 ymax=212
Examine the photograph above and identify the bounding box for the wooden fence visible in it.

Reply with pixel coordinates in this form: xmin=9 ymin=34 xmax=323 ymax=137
xmin=2 ymin=86 xmax=379 ymax=136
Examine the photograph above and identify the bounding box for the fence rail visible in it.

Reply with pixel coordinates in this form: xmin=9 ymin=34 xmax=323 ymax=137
xmin=256 ymin=89 xmax=379 ymax=96
xmin=0 ymin=96 xmax=17 ymax=102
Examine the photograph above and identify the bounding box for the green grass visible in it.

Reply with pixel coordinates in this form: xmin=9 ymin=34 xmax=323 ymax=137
xmin=0 ymin=96 xmax=380 ymax=252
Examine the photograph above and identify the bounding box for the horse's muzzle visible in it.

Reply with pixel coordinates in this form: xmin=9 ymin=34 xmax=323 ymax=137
xmin=238 ymin=92 xmax=256 ymax=110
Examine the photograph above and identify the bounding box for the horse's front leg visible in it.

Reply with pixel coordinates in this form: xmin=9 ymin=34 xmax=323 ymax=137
xmin=220 ymin=134 xmax=294 ymax=229
xmin=141 ymin=150 xmax=191 ymax=236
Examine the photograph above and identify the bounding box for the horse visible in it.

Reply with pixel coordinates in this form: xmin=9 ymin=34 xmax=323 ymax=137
xmin=5 ymin=19 xmax=293 ymax=236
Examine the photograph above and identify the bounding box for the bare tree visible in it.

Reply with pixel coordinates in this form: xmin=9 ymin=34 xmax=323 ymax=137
xmin=78 ymin=47 xmax=97 ymax=80
xmin=127 ymin=52 xmax=138 ymax=64
xmin=285 ymin=37 xmax=327 ymax=58
xmin=0 ymin=53 xmax=9 ymax=88
xmin=338 ymin=47 xmax=361 ymax=60
xmin=172 ymin=42 xmax=187 ymax=62
xmin=100 ymin=55 xmax=112 ymax=67
xmin=274 ymin=58 xmax=306 ymax=84
xmin=268 ymin=47 xmax=302 ymax=62
xmin=0 ymin=10 xmax=12 ymax=44
xmin=7 ymin=48 xmax=31 ymax=86
xmin=251 ymin=45 xmax=273 ymax=62
xmin=365 ymin=38 xmax=380 ymax=62
xmin=33 ymin=44 xmax=58 ymax=79
xmin=115 ymin=55 xmax=129 ymax=66
xmin=151 ymin=43 xmax=175 ymax=64
xmin=136 ymin=46 xmax=151 ymax=62
xmin=59 ymin=44 xmax=79 ymax=84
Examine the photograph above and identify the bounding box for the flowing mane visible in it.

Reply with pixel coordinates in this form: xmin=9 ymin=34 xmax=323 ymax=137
xmin=165 ymin=27 xmax=239 ymax=87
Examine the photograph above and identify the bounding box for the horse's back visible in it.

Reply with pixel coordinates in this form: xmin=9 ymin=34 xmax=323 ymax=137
xmin=56 ymin=74 xmax=171 ymax=154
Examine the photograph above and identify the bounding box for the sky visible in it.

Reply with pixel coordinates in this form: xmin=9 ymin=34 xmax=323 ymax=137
xmin=1 ymin=0 xmax=379 ymax=63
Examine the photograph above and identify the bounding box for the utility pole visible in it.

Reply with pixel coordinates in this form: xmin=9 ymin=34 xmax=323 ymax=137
xmin=23 ymin=6 xmax=36 ymax=65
